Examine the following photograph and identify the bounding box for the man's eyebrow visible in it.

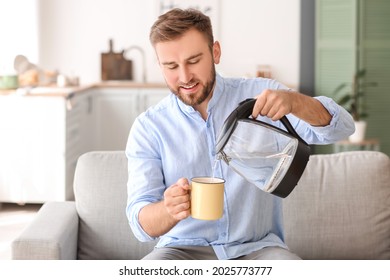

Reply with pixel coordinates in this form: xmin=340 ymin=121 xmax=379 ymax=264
xmin=161 ymin=53 xmax=203 ymax=65
xmin=186 ymin=53 xmax=203 ymax=61
xmin=161 ymin=61 xmax=176 ymax=66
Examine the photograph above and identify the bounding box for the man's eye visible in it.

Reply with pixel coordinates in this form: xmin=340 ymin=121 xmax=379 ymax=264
xmin=166 ymin=65 xmax=178 ymax=70
xmin=188 ymin=59 xmax=199 ymax=64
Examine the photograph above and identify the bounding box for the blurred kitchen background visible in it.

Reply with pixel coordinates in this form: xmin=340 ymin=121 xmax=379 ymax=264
xmin=0 ymin=0 xmax=302 ymax=87
xmin=1 ymin=0 xmax=390 ymax=260
xmin=0 ymin=0 xmax=390 ymax=202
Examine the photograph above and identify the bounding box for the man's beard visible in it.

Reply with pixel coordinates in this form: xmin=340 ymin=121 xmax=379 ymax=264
xmin=168 ymin=65 xmax=216 ymax=107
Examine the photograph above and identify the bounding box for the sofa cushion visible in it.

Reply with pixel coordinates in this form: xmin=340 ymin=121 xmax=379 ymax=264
xmin=283 ymin=151 xmax=390 ymax=259
xmin=73 ymin=151 xmax=156 ymax=260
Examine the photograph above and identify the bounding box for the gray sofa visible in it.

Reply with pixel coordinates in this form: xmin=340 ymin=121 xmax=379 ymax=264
xmin=12 ymin=150 xmax=390 ymax=260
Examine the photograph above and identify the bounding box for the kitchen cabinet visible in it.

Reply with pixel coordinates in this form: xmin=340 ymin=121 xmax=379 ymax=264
xmin=91 ymin=87 xmax=170 ymax=151
xmin=65 ymin=92 xmax=94 ymax=200
xmin=0 ymin=91 xmax=92 ymax=203
xmin=0 ymin=85 xmax=169 ymax=203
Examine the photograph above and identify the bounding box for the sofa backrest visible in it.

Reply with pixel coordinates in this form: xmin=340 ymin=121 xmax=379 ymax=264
xmin=74 ymin=150 xmax=390 ymax=260
xmin=283 ymin=151 xmax=390 ymax=260
xmin=74 ymin=151 xmax=156 ymax=260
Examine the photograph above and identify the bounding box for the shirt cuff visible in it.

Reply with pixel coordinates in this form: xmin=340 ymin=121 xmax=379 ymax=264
xmin=308 ymin=96 xmax=355 ymax=143
xmin=129 ymin=201 xmax=158 ymax=242
xmin=314 ymin=96 xmax=340 ymax=127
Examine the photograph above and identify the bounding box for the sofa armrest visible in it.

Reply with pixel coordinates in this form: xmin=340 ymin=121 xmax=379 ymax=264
xmin=12 ymin=201 xmax=79 ymax=260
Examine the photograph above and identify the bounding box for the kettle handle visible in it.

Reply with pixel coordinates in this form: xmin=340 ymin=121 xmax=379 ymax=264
xmin=237 ymin=98 xmax=308 ymax=145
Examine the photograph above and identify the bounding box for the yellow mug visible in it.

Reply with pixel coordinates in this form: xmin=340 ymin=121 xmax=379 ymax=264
xmin=191 ymin=177 xmax=225 ymax=220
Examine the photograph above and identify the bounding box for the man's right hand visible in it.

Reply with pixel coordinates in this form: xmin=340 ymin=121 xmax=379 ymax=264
xmin=138 ymin=177 xmax=191 ymax=237
xmin=164 ymin=178 xmax=191 ymax=221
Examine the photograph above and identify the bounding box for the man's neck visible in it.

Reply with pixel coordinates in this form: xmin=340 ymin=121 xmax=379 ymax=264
xmin=194 ymin=103 xmax=208 ymax=121
xmin=194 ymin=89 xmax=215 ymax=121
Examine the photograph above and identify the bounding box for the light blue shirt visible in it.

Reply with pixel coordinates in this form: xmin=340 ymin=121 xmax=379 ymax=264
xmin=126 ymin=74 xmax=354 ymax=260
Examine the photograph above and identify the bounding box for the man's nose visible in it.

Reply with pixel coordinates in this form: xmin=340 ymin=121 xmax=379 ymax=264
xmin=178 ymin=66 xmax=192 ymax=83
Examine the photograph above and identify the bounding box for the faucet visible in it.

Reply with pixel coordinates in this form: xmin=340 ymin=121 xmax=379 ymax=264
xmin=125 ymin=45 xmax=146 ymax=83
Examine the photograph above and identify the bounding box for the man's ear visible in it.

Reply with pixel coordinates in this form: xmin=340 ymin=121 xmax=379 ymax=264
xmin=213 ymin=41 xmax=221 ymax=64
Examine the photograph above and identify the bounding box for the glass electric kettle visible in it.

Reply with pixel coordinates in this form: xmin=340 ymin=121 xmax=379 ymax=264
xmin=215 ymin=98 xmax=311 ymax=198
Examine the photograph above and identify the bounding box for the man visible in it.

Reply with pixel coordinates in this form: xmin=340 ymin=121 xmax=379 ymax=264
xmin=126 ymin=8 xmax=354 ymax=260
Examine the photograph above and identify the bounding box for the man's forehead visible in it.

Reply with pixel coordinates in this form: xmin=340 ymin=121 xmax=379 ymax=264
xmin=155 ymin=33 xmax=208 ymax=63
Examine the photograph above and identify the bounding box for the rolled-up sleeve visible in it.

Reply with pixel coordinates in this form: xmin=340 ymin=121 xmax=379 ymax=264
xmin=311 ymin=96 xmax=355 ymax=143
xmin=287 ymin=96 xmax=355 ymax=144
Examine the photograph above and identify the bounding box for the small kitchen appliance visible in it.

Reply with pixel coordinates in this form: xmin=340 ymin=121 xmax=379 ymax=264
xmin=216 ymin=98 xmax=311 ymax=198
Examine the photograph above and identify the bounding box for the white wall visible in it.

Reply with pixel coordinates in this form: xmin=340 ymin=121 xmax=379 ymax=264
xmin=219 ymin=0 xmax=300 ymax=88
xmin=37 ymin=0 xmax=300 ymax=88
xmin=0 ymin=0 xmax=39 ymax=74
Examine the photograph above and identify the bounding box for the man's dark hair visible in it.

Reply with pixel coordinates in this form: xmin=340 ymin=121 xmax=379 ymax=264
xmin=150 ymin=8 xmax=214 ymax=51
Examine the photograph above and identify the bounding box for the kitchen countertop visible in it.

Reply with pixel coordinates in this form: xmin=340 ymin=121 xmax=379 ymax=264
xmin=0 ymin=80 xmax=167 ymax=97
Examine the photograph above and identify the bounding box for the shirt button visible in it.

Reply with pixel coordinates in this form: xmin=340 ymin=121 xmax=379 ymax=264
xmin=221 ymin=232 xmax=226 ymax=237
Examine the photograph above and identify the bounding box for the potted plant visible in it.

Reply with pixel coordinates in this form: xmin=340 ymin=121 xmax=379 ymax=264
xmin=333 ymin=69 xmax=377 ymax=142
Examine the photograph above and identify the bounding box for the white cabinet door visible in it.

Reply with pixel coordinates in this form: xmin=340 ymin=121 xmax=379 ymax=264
xmin=139 ymin=88 xmax=170 ymax=113
xmin=72 ymin=92 xmax=94 ymax=156
xmin=26 ymin=98 xmax=66 ymax=202
xmin=92 ymin=87 xmax=170 ymax=151
xmin=0 ymin=96 xmax=66 ymax=203
xmin=93 ymin=88 xmax=139 ymax=151
xmin=0 ymin=93 xmax=93 ymax=203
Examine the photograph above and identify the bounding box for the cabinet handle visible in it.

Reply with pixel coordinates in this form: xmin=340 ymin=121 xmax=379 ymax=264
xmin=66 ymin=93 xmax=75 ymax=110
xmin=87 ymin=95 xmax=93 ymax=114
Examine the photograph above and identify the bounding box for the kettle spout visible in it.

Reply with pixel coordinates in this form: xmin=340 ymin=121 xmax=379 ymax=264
xmin=217 ymin=151 xmax=231 ymax=164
